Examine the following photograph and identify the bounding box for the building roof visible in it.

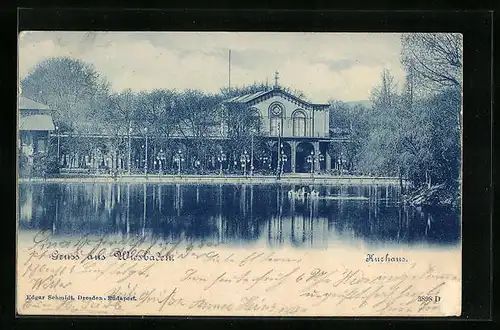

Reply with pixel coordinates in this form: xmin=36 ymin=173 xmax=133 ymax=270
xmin=19 ymin=115 xmax=55 ymax=131
xmin=225 ymin=90 xmax=271 ymax=103
xmin=224 ymin=88 xmax=330 ymax=110
xmin=19 ymin=96 xmax=50 ymax=110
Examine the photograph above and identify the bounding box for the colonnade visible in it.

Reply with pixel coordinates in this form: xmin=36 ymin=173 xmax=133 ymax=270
xmin=283 ymin=140 xmax=333 ymax=173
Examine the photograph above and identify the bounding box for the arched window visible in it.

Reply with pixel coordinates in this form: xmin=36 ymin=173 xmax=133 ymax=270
xmin=292 ymin=110 xmax=307 ymax=137
xmin=269 ymin=103 xmax=284 ymax=136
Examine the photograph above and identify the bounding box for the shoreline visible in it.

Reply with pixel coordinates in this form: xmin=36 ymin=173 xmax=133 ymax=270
xmin=18 ymin=174 xmax=407 ymax=185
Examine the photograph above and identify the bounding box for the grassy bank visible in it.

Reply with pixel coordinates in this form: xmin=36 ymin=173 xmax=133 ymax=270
xmin=405 ymin=183 xmax=461 ymax=208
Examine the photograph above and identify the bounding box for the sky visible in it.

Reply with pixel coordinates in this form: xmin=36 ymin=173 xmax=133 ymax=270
xmin=18 ymin=31 xmax=406 ymax=103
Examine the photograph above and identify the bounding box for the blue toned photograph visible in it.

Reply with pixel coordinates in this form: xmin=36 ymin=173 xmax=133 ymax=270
xmin=17 ymin=32 xmax=461 ymax=249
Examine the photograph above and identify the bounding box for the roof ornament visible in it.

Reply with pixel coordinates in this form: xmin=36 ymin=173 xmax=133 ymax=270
xmin=274 ymin=71 xmax=279 ymax=89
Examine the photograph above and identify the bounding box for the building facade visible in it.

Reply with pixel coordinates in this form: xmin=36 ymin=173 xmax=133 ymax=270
xmin=225 ymin=86 xmax=336 ymax=173
xmin=18 ymin=87 xmax=349 ymax=176
xmin=18 ymin=96 xmax=55 ymax=173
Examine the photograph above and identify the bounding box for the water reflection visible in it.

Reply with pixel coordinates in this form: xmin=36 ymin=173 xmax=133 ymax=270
xmin=18 ymin=183 xmax=460 ymax=248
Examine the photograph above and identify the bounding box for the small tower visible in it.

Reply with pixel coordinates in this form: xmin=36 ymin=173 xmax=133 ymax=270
xmin=274 ymin=70 xmax=279 ymax=89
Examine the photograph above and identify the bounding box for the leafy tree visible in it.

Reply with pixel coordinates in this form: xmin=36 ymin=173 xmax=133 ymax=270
xmin=134 ymin=89 xmax=179 ymax=136
xmin=401 ymin=33 xmax=461 ymax=199
xmin=174 ymin=90 xmax=224 ymax=168
xmin=31 ymin=152 xmax=58 ymax=177
xmin=103 ymin=89 xmax=139 ymax=135
xmin=328 ymin=101 xmax=369 ymax=173
xmin=21 ymin=57 xmax=113 ymax=171
xmin=357 ymin=69 xmax=402 ymax=177
xmin=222 ymin=101 xmax=265 ymax=168
xmin=21 ymin=57 xmax=111 ymax=133
xmin=174 ymin=90 xmax=222 ymax=139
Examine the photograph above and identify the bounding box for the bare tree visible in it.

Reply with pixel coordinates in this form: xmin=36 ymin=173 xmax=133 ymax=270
xmin=401 ymin=33 xmax=463 ymax=91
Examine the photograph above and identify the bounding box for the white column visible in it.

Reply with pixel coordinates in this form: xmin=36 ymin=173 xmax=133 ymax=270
xmin=326 ymin=151 xmax=331 ymax=172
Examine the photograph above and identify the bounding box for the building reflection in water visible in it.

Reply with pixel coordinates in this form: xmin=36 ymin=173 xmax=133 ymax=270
xmin=18 ymin=183 xmax=460 ymax=248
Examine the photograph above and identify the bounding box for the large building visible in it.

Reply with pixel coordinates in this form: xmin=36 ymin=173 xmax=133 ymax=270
xmin=224 ymin=84 xmax=336 ymax=173
xmin=18 ymin=82 xmax=349 ymax=176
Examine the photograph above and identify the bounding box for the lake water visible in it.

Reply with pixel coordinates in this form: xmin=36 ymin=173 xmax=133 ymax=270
xmin=17 ymin=183 xmax=460 ymax=249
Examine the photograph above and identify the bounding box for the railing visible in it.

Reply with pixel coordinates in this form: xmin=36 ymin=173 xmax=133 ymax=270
xmin=49 ymin=133 xmax=230 ymax=140
xmin=19 ymin=174 xmax=409 ymax=186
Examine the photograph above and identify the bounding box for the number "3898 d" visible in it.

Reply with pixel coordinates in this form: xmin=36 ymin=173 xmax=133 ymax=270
xmin=418 ymin=296 xmax=441 ymax=303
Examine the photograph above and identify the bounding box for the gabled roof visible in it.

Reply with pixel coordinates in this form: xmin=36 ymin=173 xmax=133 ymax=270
xmin=19 ymin=115 xmax=55 ymax=131
xmin=19 ymin=96 xmax=50 ymax=110
xmin=225 ymin=90 xmax=271 ymax=103
xmin=224 ymin=87 xmax=330 ymax=110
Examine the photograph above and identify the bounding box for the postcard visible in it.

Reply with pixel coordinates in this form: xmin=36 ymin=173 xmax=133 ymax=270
xmin=16 ymin=31 xmax=462 ymax=316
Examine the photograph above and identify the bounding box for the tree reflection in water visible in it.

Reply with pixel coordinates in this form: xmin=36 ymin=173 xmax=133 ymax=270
xmin=18 ymin=183 xmax=460 ymax=248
